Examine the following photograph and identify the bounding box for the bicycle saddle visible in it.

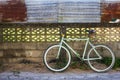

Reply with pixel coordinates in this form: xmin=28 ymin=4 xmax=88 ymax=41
xmin=86 ymin=30 xmax=95 ymax=34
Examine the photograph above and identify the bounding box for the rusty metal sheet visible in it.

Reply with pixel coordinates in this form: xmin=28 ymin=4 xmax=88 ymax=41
xmin=0 ymin=0 xmax=120 ymax=23
xmin=0 ymin=0 xmax=27 ymax=22
xmin=101 ymin=0 xmax=120 ymax=22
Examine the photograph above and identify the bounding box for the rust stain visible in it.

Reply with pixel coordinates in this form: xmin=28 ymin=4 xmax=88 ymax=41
xmin=101 ymin=3 xmax=120 ymax=22
xmin=0 ymin=0 xmax=120 ymax=23
xmin=0 ymin=0 xmax=27 ymax=22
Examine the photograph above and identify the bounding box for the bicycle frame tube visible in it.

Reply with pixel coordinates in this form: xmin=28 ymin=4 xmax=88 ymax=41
xmin=57 ymin=37 xmax=102 ymax=61
xmin=56 ymin=37 xmax=64 ymax=59
xmin=87 ymin=42 xmax=102 ymax=60
xmin=58 ymin=37 xmax=90 ymax=60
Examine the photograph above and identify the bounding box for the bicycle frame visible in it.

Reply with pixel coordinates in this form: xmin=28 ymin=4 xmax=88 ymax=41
xmin=57 ymin=37 xmax=102 ymax=61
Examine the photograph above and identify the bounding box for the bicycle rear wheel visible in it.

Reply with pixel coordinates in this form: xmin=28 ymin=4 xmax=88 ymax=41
xmin=87 ymin=45 xmax=115 ymax=72
xmin=43 ymin=45 xmax=71 ymax=72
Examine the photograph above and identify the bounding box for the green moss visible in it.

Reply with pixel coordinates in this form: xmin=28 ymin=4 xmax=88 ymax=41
xmin=71 ymin=57 xmax=120 ymax=70
xmin=114 ymin=58 xmax=120 ymax=69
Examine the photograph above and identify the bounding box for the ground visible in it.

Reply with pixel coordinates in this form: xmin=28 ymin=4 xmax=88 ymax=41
xmin=0 ymin=64 xmax=120 ymax=80
xmin=0 ymin=63 xmax=120 ymax=73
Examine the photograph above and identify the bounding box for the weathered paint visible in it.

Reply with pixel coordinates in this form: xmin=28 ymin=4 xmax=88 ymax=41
xmin=0 ymin=0 xmax=120 ymax=23
xmin=0 ymin=0 xmax=27 ymax=22
xmin=101 ymin=2 xmax=120 ymax=22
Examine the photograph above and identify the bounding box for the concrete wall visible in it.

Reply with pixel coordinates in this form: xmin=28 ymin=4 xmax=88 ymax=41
xmin=0 ymin=42 xmax=119 ymax=64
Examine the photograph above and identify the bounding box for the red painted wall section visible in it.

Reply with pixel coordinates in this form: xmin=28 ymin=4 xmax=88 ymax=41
xmin=0 ymin=0 xmax=27 ymax=22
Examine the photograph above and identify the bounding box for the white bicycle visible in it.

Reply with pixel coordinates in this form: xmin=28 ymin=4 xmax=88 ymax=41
xmin=43 ymin=30 xmax=115 ymax=72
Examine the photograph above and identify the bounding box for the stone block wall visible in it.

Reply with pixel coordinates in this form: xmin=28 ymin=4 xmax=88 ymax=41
xmin=0 ymin=42 xmax=119 ymax=65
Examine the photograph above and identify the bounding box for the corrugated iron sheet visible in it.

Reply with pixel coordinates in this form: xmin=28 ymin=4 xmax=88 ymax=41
xmin=0 ymin=0 xmax=120 ymax=23
xmin=25 ymin=0 xmax=100 ymax=23
xmin=0 ymin=0 xmax=27 ymax=22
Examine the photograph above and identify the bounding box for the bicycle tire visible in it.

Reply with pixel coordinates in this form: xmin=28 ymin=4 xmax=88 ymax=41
xmin=87 ymin=45 xmax=115 ymax=72
xmin=43 ymin=44 xmax=71 ymax=72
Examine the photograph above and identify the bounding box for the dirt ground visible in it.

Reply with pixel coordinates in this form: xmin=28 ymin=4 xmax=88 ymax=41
xmin=0 ymin=63 xmax=120 ymax=74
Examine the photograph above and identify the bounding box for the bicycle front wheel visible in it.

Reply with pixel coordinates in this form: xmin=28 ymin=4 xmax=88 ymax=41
xmin=87 ymin=45 xmax=115 ymax=72
xmin=43 ymin=45 xmax=71 ymax=72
